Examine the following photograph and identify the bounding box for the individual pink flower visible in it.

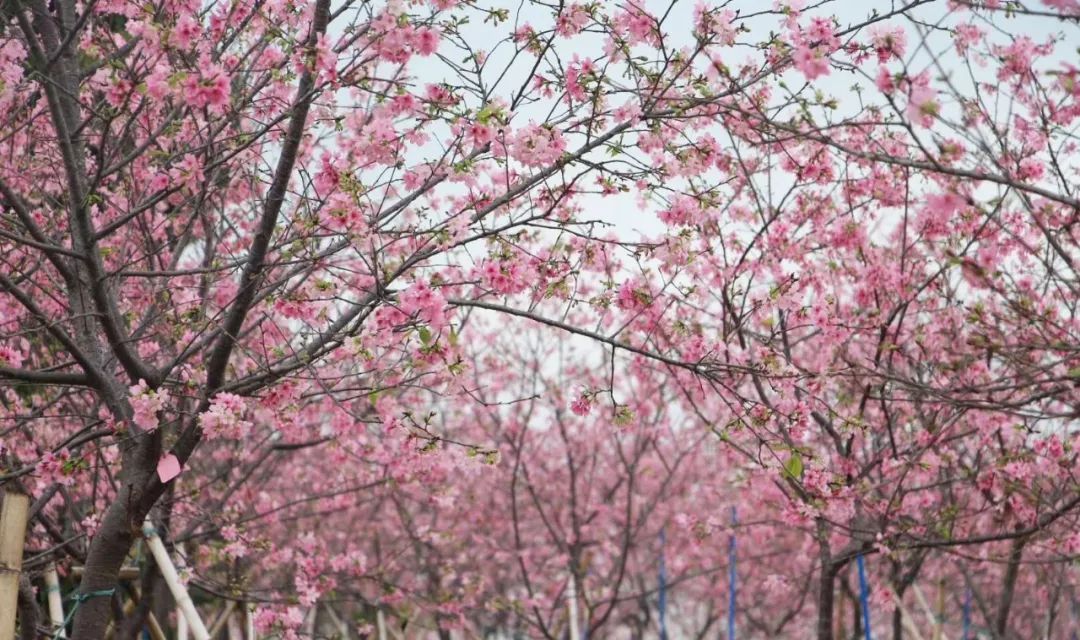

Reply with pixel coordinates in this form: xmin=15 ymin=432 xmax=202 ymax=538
xmin=398 ymin=281 xmax=447 ymax=327
xmin=804 ymin=17 xmax=837 ymax=47
xmin=200 ymin=392 xmax=252 ymax=440
xmin=413 ymin=27 xmax=440 ymax=56
xmin=615 ymin=280 xmax=652 ymax=311
xmin=555 ymin=4 xmax=590 ymax=36
xmin=570 ymin=392 xmax=592 ymax=416
xmin=467 ymin=122 xmax=494 ymax=148
xmin=172 ymin=14 xmax=201 ymax=49
xmin=875 ymin=66 xmax=897 ymax=94
xmin=508 ymin=122 xmax=567 ymax=167
xmin=1016 ymin=157 xmax=1045 ymax=181
xmin=0 ymin=343 xmax=24 ymax=368
xmin=184 ymin=63 xmax=232 ymax=111
xmin=617 ymin=5 xmax=656 ymax=45
xmin=38 ymin=451 xmax=80 ymax=487
xmin=476 ymin=258 xmax=528 ymax=295
xmin=869 ymin=25 xmax=907 ymax=62
xmin=995 ymin=36 xmax=1039 ymax=84
xmin=143 ymin=67 xmax=171 ymax=101
xmin=130 ymin=379 xmax=170 ymax=430
xmin=391 ymin=93 xmax=417 ymax=116
xmin=953 ymin=23 xmax=984 ymax=55
xmin=659 ymin=194 xmax=705 ymax=226
xmin=793 ymin=45 xmax=829 ymax=80
xmin=906 ymin=84 xmax=939 ymax=126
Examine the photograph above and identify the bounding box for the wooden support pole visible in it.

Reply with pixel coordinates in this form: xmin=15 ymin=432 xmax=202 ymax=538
xmin=44 ymin=563 xmax=65 ymax=638
xmin=178 ymin=604 xmax=189 ymax=640
xmin=101 ymin=585 xmax=166 ymax=640
xmin=303 ymin=604 xmax=317 ymax=637
xmin=178 ymin=550 xmax=190 ymax=640
xmin=104 ymin=596 xmax=138 ymax=640
xmin=0 ymin=490 xmax=30 ymax=640
xmin=245 ymin=603 xmax=256 ymax=640
xmin=73 ymin=565 xmax=140 ymax=580
xmin=377 ymin=608 xmax=387 ymax=640
xmin=146 ymin=612 xmax=168 ymax=640
xmin=567 ymin=572 xmax=580 ymax=640
xmin=912 ymin=584 xmax=949 ymax=640
xmin=325 ymin=604 xmax=350 ymax=639
xmin=890 ymin=593 xmax=927 ymax=640
xmin=209 ymin=600 xmax=238 ymax=639
xmin=143 ymin=517 xmax=210 ymax=640
xmin=227 ymin=608 xmax=244 ymax=640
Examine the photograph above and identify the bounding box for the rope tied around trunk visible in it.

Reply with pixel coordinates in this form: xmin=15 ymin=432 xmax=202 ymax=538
xmin=52 ymin=587 xmax=115 ymax=639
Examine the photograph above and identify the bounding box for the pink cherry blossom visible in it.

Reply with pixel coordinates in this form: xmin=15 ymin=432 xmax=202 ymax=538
xmin=129 ymin=379 xmax=170 ymax=430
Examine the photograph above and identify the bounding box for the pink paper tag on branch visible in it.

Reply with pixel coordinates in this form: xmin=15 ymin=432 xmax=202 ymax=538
xmin=157 ymin=453 xmax=182 ymax=483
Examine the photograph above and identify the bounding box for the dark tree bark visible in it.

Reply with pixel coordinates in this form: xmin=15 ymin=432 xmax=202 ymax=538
xmin=994 ymin=537 xmax=1027 ymax=640
xmin=16 ymin=574 xmax=40 ymax=640
xmin=816 ymin=534 xmax=837 ymax=640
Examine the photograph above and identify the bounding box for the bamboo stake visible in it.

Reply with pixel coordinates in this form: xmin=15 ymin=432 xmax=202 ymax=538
xmin=44 ymin=563 xmax=65 ymax=638
xmin=178 ymin=605 xmax=189 ymax=640
xmin=387 ymin=615 xmax=406 ymax=640
xmin=0 ymin=490 xmax=30 ymax=640
xmin=142 ymin=517 xmax=210 ymax=640
xmin=567 ymin=572 xmax=580 ymax=640
xmin=245 ymin=603 xmax=256 ymax=640
xmin=146 ymin=612 xmax=168 ymax=640
xmin=912 ymin=584 xmax=949 ymax=640
xmin=105 ymin=597 xmax=138 ymax=640
xmin=72 ymin=566 xmax=140 ymax=580
xmin=177 ymin=551 xmax=190 ymax=640
xmin=303 ymin=604 xmax=317 ymax=637
xmin=325 ymin=604 xmax=350 ymax=639
xmin=891 ymin=592 xmax=928 ymax=640
xmin=209 ymin=601 xmax=238 ymax=639
xmin=377 ymin=608 xmax=387 ymax=640
xmin=227 ymin=608 xmax=244 ymax=640
xmin=102 ymin=584 xmax=168 ymax=640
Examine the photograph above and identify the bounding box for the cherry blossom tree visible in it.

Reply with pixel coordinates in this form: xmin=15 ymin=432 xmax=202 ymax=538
xmin=2 ymin=0 xmax=1080 ymax=638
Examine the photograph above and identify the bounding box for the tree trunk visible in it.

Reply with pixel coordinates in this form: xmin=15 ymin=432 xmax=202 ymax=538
xmin=17 ymin=574 xmax=40 ymax=640
xmin=817 ymin=560 xmax=838 ymax=640
xmin=70 ymin=493 xmax=137 ymax=639
xmin=994 ymin=537 xmax=1026 ymax=640
xmin=70 ymin=469 xmax=167 ymax=640
xmin=816 ymin=517 xmax=838 ymax=640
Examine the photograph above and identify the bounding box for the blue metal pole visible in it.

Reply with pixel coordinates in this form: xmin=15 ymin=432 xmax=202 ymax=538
xmin=857 ymin=554 xmax=872 ymax=640
xmin=728 ymin=507 xmax=737 ymax=640
xmin=658 ymin=527 xmax=667 ymax=640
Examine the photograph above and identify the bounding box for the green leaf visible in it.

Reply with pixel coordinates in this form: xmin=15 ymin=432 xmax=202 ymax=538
xmin=1068 ymin=367 xmax=1080 ymax=380
xmin=418 ymin=327 xmax=433 ymax=345
xmin=477 ymin=104 xmax=503 ymax=125
xmin=783 ymin=452 xmax=804 ymax=480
